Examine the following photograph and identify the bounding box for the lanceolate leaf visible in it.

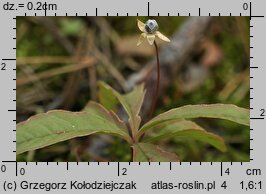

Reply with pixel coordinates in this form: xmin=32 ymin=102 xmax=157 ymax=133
xmin=83 ymin=101 xmax=128 ymax=134
xmin=98 ymin=81 xmax=145 ymax=139
xmin=132 ymin=143 xmax=179 ymax=162
xmin=17 ymin=104 xmax=131 ymax=155
xmin=139 ymin=104 xmax=249 ymax=135
xmin=98 ymin=81 xmax=119 ymax=111
xmin=143 ymin=120 xmax=226 ymax=152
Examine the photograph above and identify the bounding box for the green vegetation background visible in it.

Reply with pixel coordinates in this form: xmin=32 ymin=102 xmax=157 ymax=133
xmin=16 ymin=17 xmax=250 ymax=162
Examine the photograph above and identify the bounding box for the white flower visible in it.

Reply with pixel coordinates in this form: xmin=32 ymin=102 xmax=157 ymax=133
xmin=137 ymin=19 xmax=170 ymax=46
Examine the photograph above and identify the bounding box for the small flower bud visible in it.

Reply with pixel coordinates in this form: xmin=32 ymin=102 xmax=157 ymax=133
xmin=145 ymin=19 xmax=158 ymax=34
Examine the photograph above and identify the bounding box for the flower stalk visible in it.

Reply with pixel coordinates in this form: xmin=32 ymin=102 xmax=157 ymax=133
xmin=149 ymin=40 xmax=160 ymax=118
xmin=136 ymin=19 xmax=170 ymax=119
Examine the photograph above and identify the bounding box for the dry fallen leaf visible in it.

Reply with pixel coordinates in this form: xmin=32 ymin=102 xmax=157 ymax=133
xmin=200 ymin=39 xmax=223 ymax=67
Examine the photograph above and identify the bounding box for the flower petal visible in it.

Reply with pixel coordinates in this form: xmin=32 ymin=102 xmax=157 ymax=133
xmin=146 ymin=34 xmax=156 ymax=45
xmin=155 ymin=31 xmax=170 ymax=42
xmin=137 ymin=19 xmax=145 ymax=32
xmin=137 ymin=33 xmax=146 ymax=46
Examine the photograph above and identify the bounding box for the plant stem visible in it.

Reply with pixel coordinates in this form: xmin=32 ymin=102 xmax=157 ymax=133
xmin=149 ymin=40 xmax=160 ymax=119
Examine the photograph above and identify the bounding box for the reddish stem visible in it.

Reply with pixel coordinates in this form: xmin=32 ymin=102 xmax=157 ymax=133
xmin=149 ymin=40 xmax=160 ymax=119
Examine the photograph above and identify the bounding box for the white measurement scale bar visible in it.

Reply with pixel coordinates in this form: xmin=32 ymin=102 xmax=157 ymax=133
xmin=0 ymin=0 xmax=265 ymax=193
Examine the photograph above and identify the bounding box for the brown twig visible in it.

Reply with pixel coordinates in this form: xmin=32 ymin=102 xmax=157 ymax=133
xmin=17 ymin=56 xmax=93 ymax=66
xmin=17 ymin=58 xmax=97 ymax=86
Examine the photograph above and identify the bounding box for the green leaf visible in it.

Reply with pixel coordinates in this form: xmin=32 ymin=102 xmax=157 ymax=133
xmin=98 ymin=81 xmax=146 ymax=138
xmin=139 ymin=104 xmax=249 ymax=136
xmin=143 ymin=120 xmax=226 ymax=152
xmin=98 ymin=82 xmax=119 ymax=111
xmin=17 ymin=102 xmax=131 ymax=155
xmin=83 ymin=101 xmax=130 ymax=133
xmin=60 ymin=19 xmax=85 ymax=36
xmin=132 ymin=143 xmax=179 ymax=162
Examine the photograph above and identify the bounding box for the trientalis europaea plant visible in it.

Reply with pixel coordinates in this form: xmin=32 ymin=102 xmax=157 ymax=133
xmin=137 ymin=19 xmax=170 ymax=118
